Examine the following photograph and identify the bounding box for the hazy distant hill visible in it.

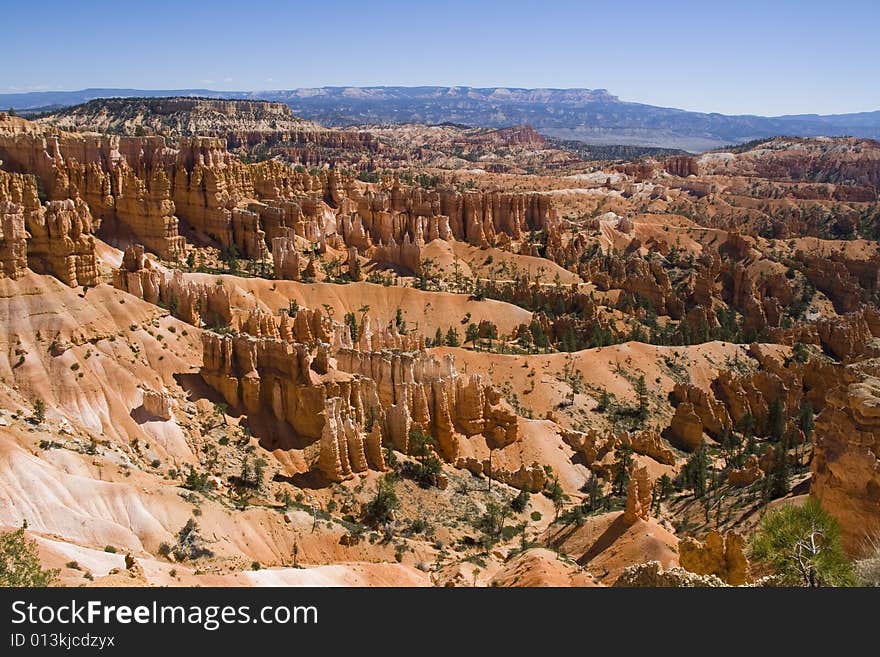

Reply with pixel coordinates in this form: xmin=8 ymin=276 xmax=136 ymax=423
xmin=3 ymin=86 xmax=878 ymax=151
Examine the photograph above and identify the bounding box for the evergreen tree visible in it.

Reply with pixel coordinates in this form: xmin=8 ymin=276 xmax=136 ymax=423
xmin=657 ymin=474 xmax=673 ymax=503
xmin=363 ymin=475 xmax=399 ymax=527
xmin=545 ymin=478 xmax=567 ymax=521
xmin=529 ymin=320 xmax=550 ymax=350
xmin=768 ymin=397 xmax=785 ymax=441
xmin=612 ymin=444 xmax=634 ymax=496
xmin=737 ymin=412 xmax=755 ymax=437
xmin=343 ymin=312 xmax=358 ymax=340
xmin=680 ymin=448 xmax=709 ymax=498
xmin=596 ymin=388 xmax=610 ymax=413
xmin=798 ymin=400 xmax=815 ymax=462
xmin=433 ymin=327 xmax=445 ymax=347
xmin=770 ymin=439 xmax=791 ymax=498
xmin=584 ymin=475 xmax=602 ymax=511
xmin=799 ymin=401 xmax=815 ymax=440
xmin=445 ymin=327 xmax=460 ymax=347
xmin=465 ymin=322 xmax=480 ymax=349
xmin=720 ymin=427 xmax=742 ymax=468
xmin=635 ymin=375 xmax=649 ymax=421
xmin=519 ymin=326 xmax=534 ymax=352
xmin=749 ymin=498 xmax=854 ymax=587
xmin=485 ymin=322 xmax=498 ymax=349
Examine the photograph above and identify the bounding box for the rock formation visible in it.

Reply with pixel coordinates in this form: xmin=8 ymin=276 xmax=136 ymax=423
xmin=112 ymin=244 xmax=232 ymax=326
xmin=0 ymin=199 xmax=27 ymax=279
xmin=666 ymin=402 xmax=704 ymax=451
xmin=727 ymin=455 xmax=763 ymax=486
xmin=196 ymin=299 xmax=521 ymax=483
xmin=623 ymin=466 xmax=653 ymax=524
xmin=812 ymin=371 xmax=880 ymax=554
xmin=614 ymin=561 xmax=727 ymax=587
xmin=142 ymin=388 xmax=174 ymax=420
xmin=0 ymin=168 xmax=97 ymax=285
xmin=679 ymin=530 xmax=750 ymax=585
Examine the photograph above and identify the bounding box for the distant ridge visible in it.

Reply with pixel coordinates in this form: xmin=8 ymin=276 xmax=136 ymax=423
xmin=3 ymin=86 xmax=879 ymax=151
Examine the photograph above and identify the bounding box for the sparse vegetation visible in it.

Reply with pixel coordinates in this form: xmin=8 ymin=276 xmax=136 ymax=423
xmin=0 ymin=522 xmax=58 ymax=587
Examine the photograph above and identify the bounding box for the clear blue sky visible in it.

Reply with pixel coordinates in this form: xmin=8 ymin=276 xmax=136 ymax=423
xmin=4 ymin=0 xmax=878 ymax=116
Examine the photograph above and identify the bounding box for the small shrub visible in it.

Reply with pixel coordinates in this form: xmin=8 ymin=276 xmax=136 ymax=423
xmin=510 ymin=489 xmax=531 ymax=513
xmin=183 ymin=466 xmax=211 ymax=492
xmin=32 ymin=399 xmax=46 ymax=424
xmin=362 ymin=475 xmax=399 ymax=527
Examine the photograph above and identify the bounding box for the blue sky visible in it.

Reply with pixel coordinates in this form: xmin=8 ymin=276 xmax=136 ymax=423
xmin=3 ymin=0 xmax=878 ymax=116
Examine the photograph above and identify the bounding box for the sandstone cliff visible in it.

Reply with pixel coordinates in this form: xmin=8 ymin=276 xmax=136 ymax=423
xmin=0 ymin=168 xmax=97 ymax=285
xmin=812 ymin=370 xmax=880 ymax=554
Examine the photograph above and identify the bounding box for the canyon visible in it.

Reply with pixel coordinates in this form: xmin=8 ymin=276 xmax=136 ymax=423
xmin=1 ymin=98 xmax=879 ymax=587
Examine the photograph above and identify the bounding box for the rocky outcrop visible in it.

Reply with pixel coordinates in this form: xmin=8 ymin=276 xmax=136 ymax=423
xmin=372 ymin=233 xmax=423 ymax=274
xmin=199 ymin=303 xmax=520 ymax=482
xmin=798 ymin=251 xmax=870 ymax=315
xmin=200 ymin=332 xmax=383 ymax=471
xmin=816 ymin=308 xmax=880 ymax=361
xmin=812 ymin=371 xmax=880 ymax=554
xmin=666 ymin=402 xmax=704 ymax=451
xmin=272 ymin=234 xmax=301 ymax=280
xmin=664 ymin=156 xmax=700 ymax=178
xmin=623 ymin=466 xmax=652 ymax=524
xmin=112 ymin=245 xmax=231 ymax=327
xmin=679 ymin=530 xmax=750 ymax=585
xmin=695 ymin=137 xmax=880 ymax=192
xmin=768 ymin=306 xmax=880 ymax=362
xmin=318 ymin=396 xmax=385 ymax=482
xmin=41 ymin=97 xmax=315 ymax=140
xmin=335 ymin=348 xmax=519 ymax=459
xmin=0 ymin=200 xmax=27 ymax=279
xmin=142 ymin=388 xmax=174 ymax=420
xmin=2 ymin=115 xmax=561 ymax=277
xmin=562 ymin=429 xmax=676 ymax=476
xmin=614 ymin=561 xmax=727 ymax=587
xmin=582 ymin=253 xmax=683 ymax=318
xmin=26 ymin=198 xmax=97 ymax=286
xmin=351 ymin=182 xmax=554 ymax=248
xmin=623 ymin=431 xmax=677 ymax=465
xmin=468 ymin=125 xmax=546 ymax=148
xmin=560 ymin=428 xmax=617 ymax=469
xmin=727 ymin=455 xmax=763 ymax=486
xmin=0 ymin=169 xmax=96 ymax=285
xmin=110 ymin=165 xmax=186 ymax=260
xmin=672 ymin=382 xmax=731 ymax=439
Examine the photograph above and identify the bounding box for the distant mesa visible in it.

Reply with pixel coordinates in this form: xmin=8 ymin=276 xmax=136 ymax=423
xmin=3 ymin=86 xmax=879 ymax=152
